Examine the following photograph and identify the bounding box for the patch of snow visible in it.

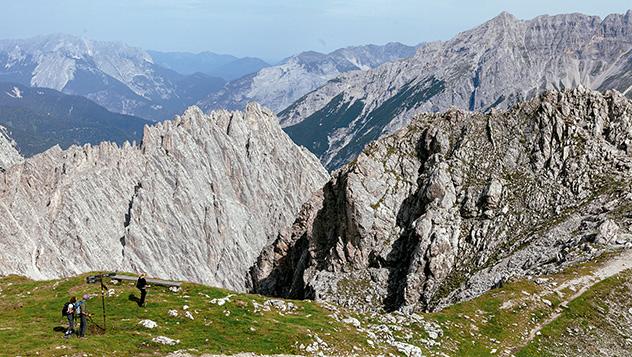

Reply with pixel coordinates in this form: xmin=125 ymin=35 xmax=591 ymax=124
xmin=346 ymin=56 xmax=371 ymax=71
xmin=6 ymin=87 xmax=22 ymax=99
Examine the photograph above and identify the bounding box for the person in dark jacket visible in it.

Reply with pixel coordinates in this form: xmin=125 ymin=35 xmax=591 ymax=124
xmin=136 ymin=273 xmax=148 ymax=307
xmin=63 ymin=296 xmax=76 ymax=338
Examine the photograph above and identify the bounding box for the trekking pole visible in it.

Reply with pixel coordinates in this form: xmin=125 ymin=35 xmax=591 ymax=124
xmin=87 ymin=314 xmax=105 ymax=332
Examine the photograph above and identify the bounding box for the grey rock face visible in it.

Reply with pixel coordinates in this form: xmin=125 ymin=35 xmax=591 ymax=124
xmin=0 ymin=104 xmax=329 ymax=291
xmin=251 ymin=88 xmax=632 ymax=312
xmin=0 ymin=125 xmax=22 ymax=170
xmin=199 ymin=43 xmax=419 ymax=113
xmin=281 ymin=11 xmax=632 ymax=170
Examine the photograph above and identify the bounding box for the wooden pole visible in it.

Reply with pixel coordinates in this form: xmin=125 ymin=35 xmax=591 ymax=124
xmin=100 ymin=279 xmax=107 ymax=331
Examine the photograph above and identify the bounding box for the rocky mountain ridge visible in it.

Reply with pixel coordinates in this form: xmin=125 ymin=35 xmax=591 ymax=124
xmin=0 ymin=104 xmax=328 ymax=291
xmin=280 ymin=11 xmax=632 ymax=170
xmin=0 ymin=82 xmax=151 ymax=156
xmin=199 ymin=42 xmax=418 ymax=113
xmin=252 ymin=88 xmax=632 ymax=313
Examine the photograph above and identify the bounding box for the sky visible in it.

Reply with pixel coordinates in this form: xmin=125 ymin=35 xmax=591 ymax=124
xmin=0 ymin=0 xmax=630 ymax=61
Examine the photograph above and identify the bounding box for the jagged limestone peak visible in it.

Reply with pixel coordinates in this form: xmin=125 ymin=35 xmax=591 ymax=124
xmin=0 ymin=105 xmax=329 ymax=290
xmin=252 ymin=88 xmax=632 ymax=312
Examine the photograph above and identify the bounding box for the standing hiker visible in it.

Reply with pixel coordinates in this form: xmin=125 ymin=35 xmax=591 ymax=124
xmin=74 ymin=294 xmax=89 ymax=338
xmin=136 ymin=273 xmax=148 ymax=307
xmin=63 ymin=296 xmax=76 ymax=338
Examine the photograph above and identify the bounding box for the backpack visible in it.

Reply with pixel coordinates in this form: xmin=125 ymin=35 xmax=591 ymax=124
xmin=136 ymin=278 xmax=146 ymax=290
xmin=62 ymin=302 xmax=73 ymax=317
xmin=74 ymin=301 xmax=84 ymax=315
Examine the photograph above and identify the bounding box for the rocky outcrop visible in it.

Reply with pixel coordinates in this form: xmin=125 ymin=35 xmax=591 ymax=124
xmin=199 ymin=43 xmax=418 ymax=113
xmin=280 ymin=11 xmax=632 ymax=170
xmin=0 ymin=104 xmax=329 ymax=291
xmin=0 ymin=125 xmax=22 ymax=170
xmin=251 ymin=88 xmax=632 ymax=312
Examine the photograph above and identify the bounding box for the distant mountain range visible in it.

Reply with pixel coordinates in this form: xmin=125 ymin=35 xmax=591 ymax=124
xmin=148 ymin=50 xmax=270 ymax=81
xmin=0 ymin=34 xmax=420 ymax=124
xmin=281 ymin=11 xmax=632 ymax=170
xmin=199 ymin=42 xmax=419 ymax=113
xmin=0 ymin=34 xmax=225 ymax=121
xmin=0 ymin=34 xmax=427 ymax=157
xmin=0 ymin=82 xmax=151 ymax=156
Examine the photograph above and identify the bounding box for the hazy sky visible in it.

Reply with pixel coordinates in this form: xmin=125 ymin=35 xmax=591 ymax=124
xmin=0 ymin=0 xmax=630 ymax=61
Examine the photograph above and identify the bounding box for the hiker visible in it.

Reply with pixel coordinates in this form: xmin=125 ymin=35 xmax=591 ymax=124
xmin=63 ymin=297 xmax=76 ymax=338
xmin=136 ymin=273 xmax=148 ymax=307
xmin=74 ymin=294 xmax=90 ymax=337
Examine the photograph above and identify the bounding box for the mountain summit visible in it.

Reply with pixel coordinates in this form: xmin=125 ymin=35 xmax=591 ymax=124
xmin=0 ymin=104 xmax=328 ymax=291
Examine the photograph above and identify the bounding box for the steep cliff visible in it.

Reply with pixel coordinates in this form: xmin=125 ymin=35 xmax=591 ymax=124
xmin=0 ymin=104 xmax=329 ymax=291
xmin=252 ymin=88 xmax=632 ymax=312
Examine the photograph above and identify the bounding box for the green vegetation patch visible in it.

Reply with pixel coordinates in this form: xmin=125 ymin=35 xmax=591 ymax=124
xmin=517 ymin=270 xmax=632 ymax=357
xmin=0 ymin=273 xmax=374 ymax=356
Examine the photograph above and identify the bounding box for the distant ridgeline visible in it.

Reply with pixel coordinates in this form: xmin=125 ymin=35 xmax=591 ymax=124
xmin=0 ymin=34 xmax=226 ymax=121
xmin=0 ymin=82 xmax=151 ymax=156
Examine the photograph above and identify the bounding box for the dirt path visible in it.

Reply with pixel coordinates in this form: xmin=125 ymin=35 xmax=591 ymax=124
xmin=517 ymin=249 xmax=632 ymax=352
